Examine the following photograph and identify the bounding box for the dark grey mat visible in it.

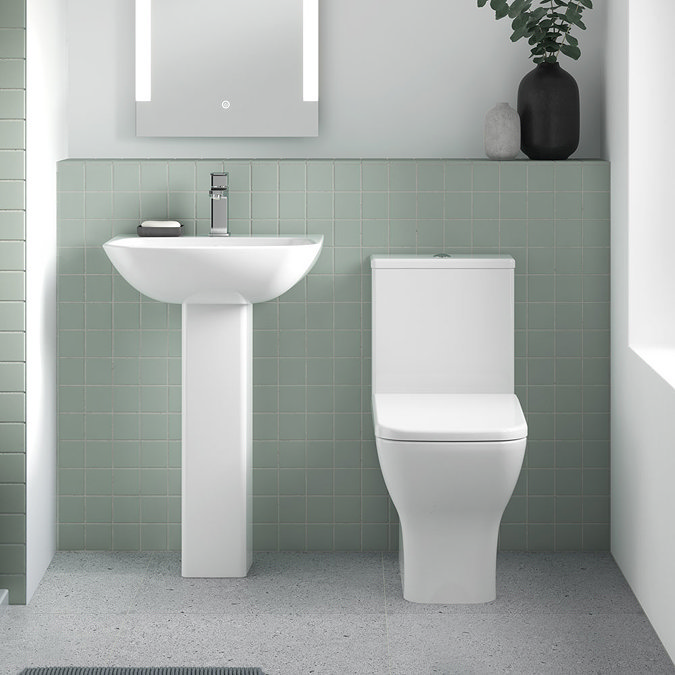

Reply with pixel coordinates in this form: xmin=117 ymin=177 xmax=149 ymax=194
xmin=21 ymin=670 xmax=265 ymax=675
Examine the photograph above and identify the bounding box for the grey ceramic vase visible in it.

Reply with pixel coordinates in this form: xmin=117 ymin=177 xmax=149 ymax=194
xmin=484 ymin=102 xmax=521 ymax=160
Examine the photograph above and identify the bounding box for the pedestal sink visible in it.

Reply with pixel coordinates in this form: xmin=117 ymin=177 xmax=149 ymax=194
xmin=103 ymin=234 xmax=323 ymax=577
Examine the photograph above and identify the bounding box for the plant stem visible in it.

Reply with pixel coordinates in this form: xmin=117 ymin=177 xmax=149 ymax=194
xmin=554 ymin=2 xmax=577 ymax=61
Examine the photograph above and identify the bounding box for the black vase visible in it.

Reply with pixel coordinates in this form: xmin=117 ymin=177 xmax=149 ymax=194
xmin=517 ymin=62 xmax=580 ymax=160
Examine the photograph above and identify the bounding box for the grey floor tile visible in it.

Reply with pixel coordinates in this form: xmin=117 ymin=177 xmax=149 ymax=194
xmin=384 ymin=551 xmax=643 ymax=615
xmin=25 ymin=572 xmax=148 ymax=615
xmin=45 ymin=551 xmax=153 ymax=576
xmin=0 ymin=551 xmax=672 ymax=675
xmin=114 ymin=612 xmax=388 ymax=675
xmin=129 ymin=552 xmax=386 ymax=615
xmin=0 ymin=611 xmax=127 ymax=675
xmin=385 ymin=612 xmax=675 ymax=675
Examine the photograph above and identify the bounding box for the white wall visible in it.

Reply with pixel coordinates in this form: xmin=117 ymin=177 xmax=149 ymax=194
xmin=66 ymin=0 xmax=607 ymax=159
xmin=25 ymin=0 xmax=68 ymax=602
xmin=607 ymin=0 xmax=675 ymax=662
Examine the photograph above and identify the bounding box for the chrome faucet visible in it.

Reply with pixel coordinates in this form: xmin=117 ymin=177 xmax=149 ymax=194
xmin=209 ymin=172 xmax=229 ymax=236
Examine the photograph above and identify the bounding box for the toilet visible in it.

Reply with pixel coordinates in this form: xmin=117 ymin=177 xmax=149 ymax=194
xmin=371 ymin=254 xmax=527 ymax=604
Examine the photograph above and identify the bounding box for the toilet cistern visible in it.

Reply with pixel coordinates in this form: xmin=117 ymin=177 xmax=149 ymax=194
xmin=210 ymin=172 xmax=229 ymax=236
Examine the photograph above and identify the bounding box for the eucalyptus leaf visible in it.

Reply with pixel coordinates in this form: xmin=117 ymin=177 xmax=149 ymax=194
xmin=477 ymin=0 xmax=591 ymax=62
xmin=560 ymin=43 xmax=581 ymax=59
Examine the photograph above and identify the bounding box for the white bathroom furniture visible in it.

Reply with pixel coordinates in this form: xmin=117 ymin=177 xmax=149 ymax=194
xmin=371 ymin=254 xmax=527 ymax=603
xmin=104 ymin=234 xmax=323 ymax=577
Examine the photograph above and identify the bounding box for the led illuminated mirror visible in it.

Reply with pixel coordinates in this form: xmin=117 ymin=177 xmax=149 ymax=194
xmin=135 ymin=0 xmax=319 ymax=137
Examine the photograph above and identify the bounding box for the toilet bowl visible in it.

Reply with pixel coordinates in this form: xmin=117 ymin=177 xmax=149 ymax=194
xmin=371 ymin=255 xmax=528 ymax=604
xmin=373 ymin=393 xmax=526 ymax=603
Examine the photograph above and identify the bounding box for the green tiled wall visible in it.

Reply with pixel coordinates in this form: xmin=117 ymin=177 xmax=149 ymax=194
xmin=56 ymin=159 xmax=610 ymax=553
xmin=0 ymin=0 xmax=26 ymax=603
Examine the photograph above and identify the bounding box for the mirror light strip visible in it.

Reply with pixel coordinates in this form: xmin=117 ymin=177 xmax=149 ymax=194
xmin=303 ymin=0 xmax=319 ymax=102
xmin=135 ymin=0 xmax=152 ymax=102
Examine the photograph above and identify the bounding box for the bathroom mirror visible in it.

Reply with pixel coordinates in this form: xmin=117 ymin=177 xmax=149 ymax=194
xmin=135 ymin=0 xmax=319 ymax=137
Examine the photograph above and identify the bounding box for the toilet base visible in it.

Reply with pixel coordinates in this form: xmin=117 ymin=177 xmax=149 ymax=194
xmin=376 ymin=436 xmax=527 ymax=604
xmin=398 ymin=521 xmax=499 ymax=604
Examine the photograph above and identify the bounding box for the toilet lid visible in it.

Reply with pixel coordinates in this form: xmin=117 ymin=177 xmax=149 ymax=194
xmin=372 ymin=393 xmax=528 ymax=442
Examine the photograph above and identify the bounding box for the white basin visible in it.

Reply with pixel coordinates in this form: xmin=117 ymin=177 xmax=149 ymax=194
xmin=103 ymin=234 xmax=324 ymax=305
xmin=101 ymin=232 xmax=323 ymax=579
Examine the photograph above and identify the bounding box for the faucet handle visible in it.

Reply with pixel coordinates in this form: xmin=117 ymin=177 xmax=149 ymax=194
xmin=211 ymin=172 xmax=229 ymax=189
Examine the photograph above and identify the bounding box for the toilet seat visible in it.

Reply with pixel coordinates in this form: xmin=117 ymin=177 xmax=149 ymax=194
xmin=372 ymin=393 xmax=527 ymax=442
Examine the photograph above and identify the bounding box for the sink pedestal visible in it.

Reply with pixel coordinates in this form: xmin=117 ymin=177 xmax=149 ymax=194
xmin=181 ymin=303 xmax=252 ymax=577
xmin=102 ymin=234 xmax=324 ymax=578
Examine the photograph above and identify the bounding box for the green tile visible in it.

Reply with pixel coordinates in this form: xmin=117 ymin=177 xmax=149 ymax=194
xmin=0 ymin=1 xmax=25 ymax=28
xmin=555 ymin=164 xmax=582 ymax=191
xmin=0 ymin=211 xmax=24 ymax=239
xmin=0 ymin=544 xmax=25 ymax=574
xmin=0 ymin=89 xmax=26 ymax=119
xmin=444 ymin=162 xmax=472 ymax=191
xmin=418 ymin=193 xmax=443 ymax=219
xmin=500 ymin=163 xmax=527 ymax=191
xmin=334 ymin=523 xmax=360 ymax=550
xmin=0 ymin=241 xmax=26 ymax=270
xmin=555 ymin=330 xmax=582 ymax=357
xmin=500 ymin=192 xmax=527 ymax=219
xmin=0 ymin=514 xmax=24 ymax=544
xmin=0 ymin=29 xmax=24 ymax=57
xmin=417 ymin=220 xmax=443 ymax=248
xmin=307 ymin=524 xmax=333 ymax=550
xmin=362 ymin=162 xmax=388 ymax=191
xmin=555 ymin=220 xmax=582 ymax=247
xmin=417 ymin=162 xmax=444 ymax=191
xmin=334 ymin=192 xmax=360 ymax=219
xmin=473 ymin=163 xmax=499 ymax=191
xmin=85 ymin=163 xmax=112 ymax=191
xmin=0 ymin=392 xmax=24 ymax=421
xmin=528 ymin=192 xmax=554 ymax=219
xmin=0 ymin=120 xmax=24 ymax=149
xmin=499 ymin=523 xmax=526 ymax=550
xmin=306 ymin=495 xmax=332 ymax=522
xmin=528 ymin=163 xmax=554 ymax=191
xmin=0 ymin=150 xmax=23 ymax=179
xmin=528 ymin=496 xmax=554 ymax=523
xmin=0 ymin=332 xmax=25 ymax=361
xmin=306 ymin=161 xmax=332 ymax=190
xmin=555 ymin=275 xmax=582 ymax=302
xmin=583 ymin=192 xmax=610 ymax=219
xmin=0 ymin=59 xmax=24 ymax=88
xmin=444 ymin=192 xmax=471 ymax=219
xmin=582 ymin=524 xmax=609 ymax=550
xmin=307 ymin=192 xmax=332 ymax=218
xmin=279 ymin=161 xmax=306 ymax=190
xmin=0 ymin=453 xmax=23 ymax=482
xmin=0 ymin=181 xmax=24 ymax=209
xmin=528 ymin=219 xmax=554 ymax=247
xmin=112 ymin=523 xmax=140 ymax=550
xmin=251 ymin=161 xmax=277 ymax=190
xmin=362 ymin=192 xmax=388 ymax=219
xmin=444 ymin=220 xmax=471 ymax=247
xmin=389 ymin=161 xmax=416 ymax=190
xmin=334 ymin=161 xmax=361 ymax=190
xmin=555 ymin=192 xmax=582 ymax=219
xmin=582 ymin=163 xmax=610 ymax=192
xmin=139 ymin=162 xmax=168 ymax=191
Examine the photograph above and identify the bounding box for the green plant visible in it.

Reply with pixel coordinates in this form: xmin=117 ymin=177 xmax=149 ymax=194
xmin=477 ymin=0 xmax=593 ymax=63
